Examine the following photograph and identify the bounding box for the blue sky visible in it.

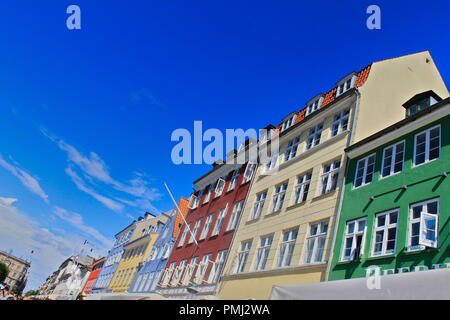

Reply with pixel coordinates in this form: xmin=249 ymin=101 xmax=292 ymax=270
xmin=0 ymin=0 xmax=448 ymax=291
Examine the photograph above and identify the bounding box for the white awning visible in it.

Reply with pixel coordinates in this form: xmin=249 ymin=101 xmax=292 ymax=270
xmin=270 ymin=267 xmax=450 ymax=300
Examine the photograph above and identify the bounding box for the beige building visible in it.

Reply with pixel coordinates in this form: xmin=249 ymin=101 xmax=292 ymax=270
xmin=0 ymin=250 xmax=30 ymax=292
xmin=217 ymin=51 xmax=449 ymax=299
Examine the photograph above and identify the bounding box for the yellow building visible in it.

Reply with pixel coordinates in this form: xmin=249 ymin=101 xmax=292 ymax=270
xmin=108 ymin=213 xmax=169 ymax=293
xmin=217 ymin=51 xmax=449 ymax=300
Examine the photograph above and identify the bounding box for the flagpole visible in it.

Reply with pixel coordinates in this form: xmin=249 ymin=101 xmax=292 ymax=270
xmin=164 ymin=182 xmax=198 ymax=246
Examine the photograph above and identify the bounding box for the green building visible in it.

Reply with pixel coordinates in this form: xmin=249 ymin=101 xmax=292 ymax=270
xmin=329 ymin=91 xmax=450 ymax=281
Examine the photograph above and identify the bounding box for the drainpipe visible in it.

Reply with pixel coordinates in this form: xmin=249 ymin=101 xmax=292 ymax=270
xmin=324 ymin=89 xmax=361 ymax=281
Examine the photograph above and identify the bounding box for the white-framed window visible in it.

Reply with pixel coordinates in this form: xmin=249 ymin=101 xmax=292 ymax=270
xmin=270 ymin=182 xmax=288 ymax=213
xmin=320 ymin=159 xmax=341 ymax=194
xmin=331 ymin=109 xmax=349 ymax=137
xmin=254 ymin=235 xmax=274 ymax=271
xmin=203 ymin=185 xmax=213 ymax=204
xmin=381 ymin=141 xmax=405 ymax=178
xmin=199 ymin=214 xmax=214 ymax=240
xmin=188 ymin=219 xmax=202 ymax=244
xmin=250 ymin=191 xmax=267 ymax=220
xmin=336 ymin=75 xmax=356 ymax=96
xmin=188 ymin=194 xmax=199 ymax=209
xmin=372 ymin=210 xmax=398 ymax=256
xmin=277 ymin=228 xmax=298 ymax=267
xmin=194 ymin=254 xmax=212 ymax=284
xmin=177 ymin=223 xmax=191 ymax=247
xmin=228 ymin=168 xmax=240 ymax=191
xmin=226 ymin=200 xmax=244 ymax=231
xmin=354 ymin=154 xmax=376 ymax=188
xmin=181 ymin=257 xmax=198 ymax=285
xmin=162 ymin=243 xmax=173 ymax=259
xmin=235 ymin=240 xmax=252 ymax=273
xmin=306 ymin=123 xmax=323 ymax=150
xmin=284 ymin=137 xmax=300 ymax=162
xmin=281 ymin=114 xmax=297 ymax=132
xmin=414 ymin=125 xmax=441 ymax=166
xmin=409 ymin=198 xmax=439 ymax=251
xmin=306 ymin=97 xmax=323 ymax=116
xmin=243 ymin=163 xmax=257 ymax=183
xmin=211 ymin=205 xmax=228 ymax=236
xmin=215 ymin=178 xmax=226 ymax=198
xmin=305 ymin=220 xmax=328 ymax=264
xmin=293 ymin=171 xmax=312 ymax=204
xmin=171 ymin=259 xmax=187 ymax=286
xmin=342 ymin=218 xmax=367 ymax=261
xmin=161 ymin=262 xmax=176 ymax=287
xmin=263 ymin=153 xmax=278 ymax=173
xmin=208 ymin=250 xmax=228 ymax=283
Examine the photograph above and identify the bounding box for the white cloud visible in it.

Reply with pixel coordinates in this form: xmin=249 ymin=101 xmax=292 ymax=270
xmin=0 ymin=155 xmax=49 ymax=203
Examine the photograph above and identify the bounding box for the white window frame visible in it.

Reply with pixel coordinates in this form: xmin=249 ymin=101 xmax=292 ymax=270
xmin=199 ymin=214 xmax=214 ymax=240
xmin=243 ymin=163 xmax=257 ymax=184
xmin=203 ymin=185 xmax=213 ymax=204
xmin=188 ymin=194 xmax=199 ymax=209
xmin=277 ymin=228 xmax=298 ymax=268
xmin=212 ymin=204 xmax=228 ymax=236
xmin=320 ymin=159 xmax=341 ymax=195
xmin=281 ymin=114 xmax=297 ymax=132
xmin=306 ymin=97 xmax=324 ymax=116
xmin=371 ymin=210 xmax=399 ymax=257
xmin=208 ymin=250 xmax=228 ymax=284
xmin=263 ymin=153 xmax=278 ymax=173
xmin=292 ymin=171 xmax=312 ymax=205
xmin=235 ymin=240 xmax=252 ymax=273
xmin=413 ymin=125 xmax=441 ymax=167
xmin=306 ymin=123 xmax=323 ymax=150
xmin=284 ymin=137 xmax=300 ymax=162
xmin=227 ymin=168 xmax=240 ymax=191
xmin=353 ymin=153 xmax=376 ymax=188
xmin=226 ymin=200 xmax=244 ymax=231
xmin=188 ymin=219 xmax=202 ymax=244
xmin=254 ymin=235 xmax=274 ymax=271
xmin=181 ymin=257 xmax=198 ymax=285
xmin=250 ymin=191 xmax=267 ymax=220
xmin=420 ymin=213 xmax=439 ymax=248
xmin=304 ymin=220 xmax=328 ymax=264
xmin=215 ymin=178 xmax=226 ymax=198
xmin=194 ymin=254 xmax=212 ymax=284
xmin=336 ymin=75 xmax=356 ymax=96
xmin=341 ymin=218 xmax=367 ymax=261
xmin=331 ymin=109 xmax=350 ymax=137
xmin=177 ymin=223 xmax=191 ymax=247
xmin=270 ymin=182 xmax=288 ymax=213
xmin=408 ymin=198 xmax=440 ymax=251
xmin=381 ymin=140 xmax=405 ymax=178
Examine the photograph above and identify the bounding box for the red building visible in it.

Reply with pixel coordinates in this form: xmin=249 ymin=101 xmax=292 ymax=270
xmin=82 ymin=257 xmax=105 ymax=295
xmin=157 ymin=150 xmax=256 ymax=297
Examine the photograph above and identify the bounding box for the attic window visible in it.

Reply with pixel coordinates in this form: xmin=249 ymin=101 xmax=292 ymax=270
xmin=306 ymin=96 xmax=324 ymax=116
xmin=281 ymin=114 xmax=297 ymax=132
xmin=336 ymin=75 xmax=357 ymax=97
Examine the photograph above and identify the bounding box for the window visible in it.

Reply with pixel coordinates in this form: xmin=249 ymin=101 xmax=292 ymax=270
xmin=336 ymin=75 xmax=356 ymax=96
xmin=277 ymin=228 xmax=298 ymax=267
xmin=203 ymin=185 xmax=213 ymax=204
xmin=306 ymin=97 xmax=323 ymax=116
xmin=414 ymin=126 xmax=440 ymax=166
xmin=243 ymin=163 xmax=257 ymax=183
xmin=409 ymin=199 xmax=439 ymax=251
xmin=305 ymin=221 xmax=328 ymax=264
xmin=284 ymin=137 xmax=300 ymax=162
xmin=354 ymin=154 xmax=376 ymax=188
xmin=188 ymin=219 xmax=202 ymax=244
xmin=372 ymin=210 xmax=398 ymax=256
xmin=255 ymin=235 xmax=274 ymax=271
xmin=208 ymin=250 xmax=228 ymax=283
xmin=306 ymin=124 xmax=323 ymax=150
xmin=293 ymin=172 xmax=312 ymax=204
xmin=251 ymin=191 xmax=267 ymax=220
xmin=235 ymin=240 xmax=252 ymax=273
xmin=215 ymin=178 xmax=226 ymax=197
xmin=182 ymin=257 xmax=198 ymax=285
xmin=188 ymin=194 xmax=199 ymax=209
xmin=331 ymin=109 xmax=349 ymax=136
xmin=381 ymin=141 xmax=405 ymax=178
xmin=271 ymin=182 xmax=288 ymax=213
xmin=212 ymin=205 xmax=228 ymax=236
xmin=342 ymin=218 xmax=367 ymax=261
xmin=178 ymin=223 xmax=191 ymax=247
xmin=227 ymin=200 xmax=244 ymax=231
xmin=199 ymin=214 xmax=214 ymax=240
xmin=282 ymin=115 xmax=297 ymax=132
xmin=320 ymin=160 xmax=340 ymax=195
xmin=228 ymin=169 xmax=240 ymax=191
xmin=263 ymin=153 xmax=278 ymax=173
xmin=171 ymin=259 xmax=187 ymax=286
xmin=194 ymin=254 xmax=212 ymax=284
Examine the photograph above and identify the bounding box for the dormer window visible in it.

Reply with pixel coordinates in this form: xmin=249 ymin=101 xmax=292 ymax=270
xmin=188 ymin=194 xmax=199 ymax=209
xmin=281 ymin=114 xmax=297 ymax=132
xmin=403 ymin=90 xmax=442 ymax=118
xmin=336 ymin=74 xmax=357 ymax=97
xmin=306 ymin=95 xmax=324 ymax=116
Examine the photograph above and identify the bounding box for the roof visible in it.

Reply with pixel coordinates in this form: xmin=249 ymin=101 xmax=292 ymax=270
xmin=402 ymin=90 xmax=443 ymax=109
xmin=0 ymin=250 xmax=31 ymax=267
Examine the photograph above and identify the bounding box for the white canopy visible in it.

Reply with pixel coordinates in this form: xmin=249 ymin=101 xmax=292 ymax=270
xmin=270 ymin=267 xmax=450 ymax=300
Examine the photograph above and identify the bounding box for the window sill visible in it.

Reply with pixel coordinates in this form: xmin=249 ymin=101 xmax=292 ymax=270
xmin=365 ymin=254 xmax=396 ymax=261
xmin=312 ymin=190 xmax=337 ymax=201
xmin=401 ymin=247 xmax=439 ymax=256
xmin=265 ymin=209 xmax=282 ymax=217
xmin=286 ymin=201 xmax=307 ymax=211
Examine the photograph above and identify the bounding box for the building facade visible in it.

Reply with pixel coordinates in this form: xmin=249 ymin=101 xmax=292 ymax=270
xmin=217 ymin=51 xmax=449 ymax=299
xmin=128 ymin=197 xmax=189 ymax=293
xmin=0 ymin=250 xmax=30 ymax=293
xmin=329 ymin=93 xmax=450 ymax=280
xmin=107 ymin=213 xmax=168 ymax=292
xmin=82 ymin=257 xmax=105 ymax=295
xmin=157 ymin=156 xmax=255 ymax=298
